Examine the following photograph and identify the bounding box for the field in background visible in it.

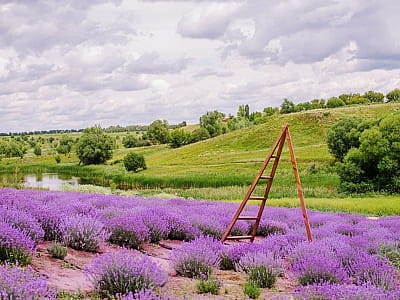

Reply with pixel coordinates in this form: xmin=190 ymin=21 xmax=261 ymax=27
xmin=1 ymin=103 xmax=400 ymax=216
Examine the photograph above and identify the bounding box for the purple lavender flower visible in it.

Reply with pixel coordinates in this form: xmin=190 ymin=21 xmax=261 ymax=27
xmin=121 ymin=289 xmax=169 ymax=300
xmin=137 ymin=208 xmax=170 ymax=243
xmin=220 ymin=242 xmax=262 ymax=270
xmin=0 ymin=263 xmax=56 ymax=299
xmin=171 ymin=236 xmax=223 ymax=278
xmin=106 ymin=213 xmax=150 ymax=249
xmin=294 ymin=283 xmax=400 ymax=300
xmin=61 ymin=214 xmax=109 ymax=252
xmin=0 ymin=221 xmax=35 ymax=265
xmin=256 ymin=219 xmax=289 ymax=236
xmin=85 ymin=249 xmax=167 ymax=297
xmin=0 ymin=206 xmax=44 ymax=243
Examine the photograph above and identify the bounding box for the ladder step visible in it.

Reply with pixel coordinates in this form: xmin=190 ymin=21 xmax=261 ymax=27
xmin=260 ymin=176 xmax=272 ymax=180
xmin=237 ymin=216 xmax=259 ymax=220
xmin=271 ymin=155 xmax=278 ymax=159
xmin=248 ymin=196 xmax=266 ymax=200
xmin=225 ymin=235 xmax=253 ymax=240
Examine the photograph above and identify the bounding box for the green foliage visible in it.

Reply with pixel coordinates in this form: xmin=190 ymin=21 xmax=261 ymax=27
xmin=243 ymin=281 xmax=261 ymax=299
xmin=0 ymin=139 xmax=27 ymax=158
xmin=237 ymin=104 xmax=250 ymax=119
xmin=280 ymin=99 xmax=295 ymax=114
xmin=33 ymin=144 xmax=42 ymax=156
xmin=57 ymin=135 xmax=74 ymax=155
xmin=196 ymin=276 xmax=221 ymax=295
xmin=169 ymin=129 xmax=192 ymax=148
xmin=364 ymin=90 xmax=384 ymax=103
xmin=200 ymin=110 xmax=226 ymax=137
xmin=326 ymin=97 xmax=345 ymax=108
xmin=76 ymin=126 xmax=114 ymax=165
xmin=47 ymin=242 xmax=67 ymax=259
xmin=55 ymin=155 xmax=61 ymax=164
xmin=227 ymin=117 xmax=251 ymax=131
xmin=0 ymin=247 xmax=31 ymax=266
xmin=346 ymin=96 xmax=370 ymax=105
xmin=124 ymin=152 xmax=146 ymax=172
xmin=248 ymin=266 xmax=277 ymax=288
xmin=148 ymin=120 xmax=169 ymax=144
xmin=326 ymin=117 xmax=363 ymax=161
xmin=191 ymin=127 xmax=211 ymax=142
xmin=122 ymin=134 xmax=138 ymax=148
xmin=380 ymin=245 xmax=400 ymax=270
xmin=337 ymin=113 xmax=400 ymax=193
xmin=263 ymin=106 xmax=279 ymax=116
xmin=386 ymin=88 xmax=400 ymax=102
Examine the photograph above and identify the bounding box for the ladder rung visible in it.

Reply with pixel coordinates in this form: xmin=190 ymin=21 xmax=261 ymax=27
xmin=271 ymin=155 xmax=278 ymax=159
xmin=260 ymin=176 xmax=272 ymax=180
xmin=237 ymin=216 xmax=259 ymax=220
xmin=248 ymin=196 xmax=266 ymax=200
xmin=225 ymin=235 xmax=253 ymax=240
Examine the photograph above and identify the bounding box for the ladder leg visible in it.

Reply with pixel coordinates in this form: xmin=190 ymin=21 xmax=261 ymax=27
xmin=286 ymin=127 xmax=313 ymax=242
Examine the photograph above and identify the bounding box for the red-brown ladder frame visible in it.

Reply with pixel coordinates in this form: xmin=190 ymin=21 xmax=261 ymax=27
xmin=221 ymin=123 xmax=313 ymax=243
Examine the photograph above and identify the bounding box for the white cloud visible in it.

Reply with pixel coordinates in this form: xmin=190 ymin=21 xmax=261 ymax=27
xmin=0 ymin=0 xmax=399 ymax=132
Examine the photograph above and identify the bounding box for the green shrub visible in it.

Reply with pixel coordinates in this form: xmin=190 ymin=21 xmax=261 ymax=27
xmin=196 ymin=276 xmax=221 ymax=295
xmin=248 ymin=265 xmax=277 ymax=288
xmin=55 ymin=155 xmax=61 ymax=163
xmin=243 ymin=281 xmax=261 ymax=299
xmin=380 ymin=245 xmax=400 ymax=270
xmin=47 ymin=242 xmax=67 ymax=259
xmin=124 ymin=152 xmax=146 ymax=173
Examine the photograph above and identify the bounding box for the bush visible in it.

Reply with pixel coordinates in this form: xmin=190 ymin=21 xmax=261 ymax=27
xmin=196 ymin=276 xmax=221 ymax=295
xmin=243 ymin=281 xmax=261 ymax=299
xmin=106 ymin=214 xmax=150 ymax=249
xmin=256 ymin=219 xmax=288 ymax=236
xmin=55 ymin=155 xmax=61 ymax=163
xmin=0 ymin=221 xmax=34 ymax=266
xmin=236 ymin=251 xmax=284 ymax=288
xmin=85 ymin=249 xmax=167 ymax=298
xmin=47 ymin=242 xmax=67 ymax=259
xmin=138 ymin=208 xmax=169 ymax=243
xmin=171 ymin=236 xmax=223 ymax=278
xmin=326 ymin=97 xmax=345 ymax=108
xmin=380 ymin=245 xmax=400 ymax=270
xmin=0 ymin=264 xmax=56 ymax=299
xmin=61 ymin=215 xmax=109 ymax=252
xmin=124 ymin=153 xmax=146 ymax=173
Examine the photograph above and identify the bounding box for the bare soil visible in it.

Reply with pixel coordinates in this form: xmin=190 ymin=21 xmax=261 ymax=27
xmin=31 ymin=240 xmax=297 ymax=299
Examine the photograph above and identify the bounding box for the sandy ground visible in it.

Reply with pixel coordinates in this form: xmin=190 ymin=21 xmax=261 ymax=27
xmin=31 ymin=240 xmax=297 ymax=299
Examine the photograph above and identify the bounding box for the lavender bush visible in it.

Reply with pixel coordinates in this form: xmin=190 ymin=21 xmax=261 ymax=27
xmin=171 ymin=236 xmax=223 ymax=278
xmin=256 ymin=219 xmax=289 ymax=236
xmin=295 ymin=283 xmax=400 ymax=300
xmin=61 ymin=214 xmax=109 ymax=252
xmin=0 ymin=221 xmax=35 ymax=265
xmin=106 ymin=214 xmax=150 ymax=249
xmin=138 ymin=208 xmax=170 ymax=243
xmin=85 ymin=249 xmax=167 ymax=297
xmin=0 ymin=206 xmax=44 ymax=242
xmin=0 ymin=264 xmax=56 ymax=299
xmin=236 ymin=251 xmax=284 ymax=288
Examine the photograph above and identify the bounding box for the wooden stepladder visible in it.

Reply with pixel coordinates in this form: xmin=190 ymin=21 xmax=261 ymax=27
xmin=221 ymin=123 xmax=313 ymax=243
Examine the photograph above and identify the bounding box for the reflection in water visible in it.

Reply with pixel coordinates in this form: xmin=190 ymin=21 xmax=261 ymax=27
xmin=0 ymin=173 xmax=80 ymax=191
xmin=24 ymin=173 xmax=80 ymax=191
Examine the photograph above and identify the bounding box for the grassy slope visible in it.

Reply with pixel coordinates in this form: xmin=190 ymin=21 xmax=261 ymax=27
xmin=2 ymin=103 xmax=400 ymax=200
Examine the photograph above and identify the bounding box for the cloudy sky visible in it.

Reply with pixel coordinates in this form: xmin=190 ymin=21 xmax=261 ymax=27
xmin=1 ymin=0 xmax=400 ymax=132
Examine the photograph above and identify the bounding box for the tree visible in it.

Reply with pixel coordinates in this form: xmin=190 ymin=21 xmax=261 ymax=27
xmin=263 ymin=107 xmax=279 ymax=116
xmin=280 ymin=99 xmax=295 ymax=114
xmin=57 ymin=135 xmax=74 ymax=155
xmin=386 ymin=89 xmax=400 ymax=102
xmin=122 ymin=134 xmax=138 ymax=148
xmin=334 ymin=113 xmax=400 ymax=193
xmin=34 ymin=144 xmax=42 ymax=156
xmin=148 ymin=120 xmax=170 ymax=144
xmin=200 ymin=111 xmax=226 ymax=137
xmin=124 ymin=152 xmax=146 ymax=172
xmin=326 ymin=117 xmax=363 ymax=161
xmin=169 ymin=129 xmax=192 ymax=148
xmin=191 ymin=128 xmax=210 ymax=142
xmin=237 ymin=104 xmax=250 ymax=119
xmin=326 ymin=97 xmax=345 ymax=108
xmin=76 ymin=126 xmax=114 ymax=165
xmin=363 ymin=91 xmax=384 ymax=103
xmin=345 ymin=96 xmax=370 ymax=105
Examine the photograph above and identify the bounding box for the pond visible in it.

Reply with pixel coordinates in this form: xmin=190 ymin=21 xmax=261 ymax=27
xmin=0 ymin=172 xmax=83 ymax=191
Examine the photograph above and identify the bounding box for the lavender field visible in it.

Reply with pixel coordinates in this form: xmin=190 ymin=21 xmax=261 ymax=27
xmin=0 ymin=188 xmax=399 ymax=299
